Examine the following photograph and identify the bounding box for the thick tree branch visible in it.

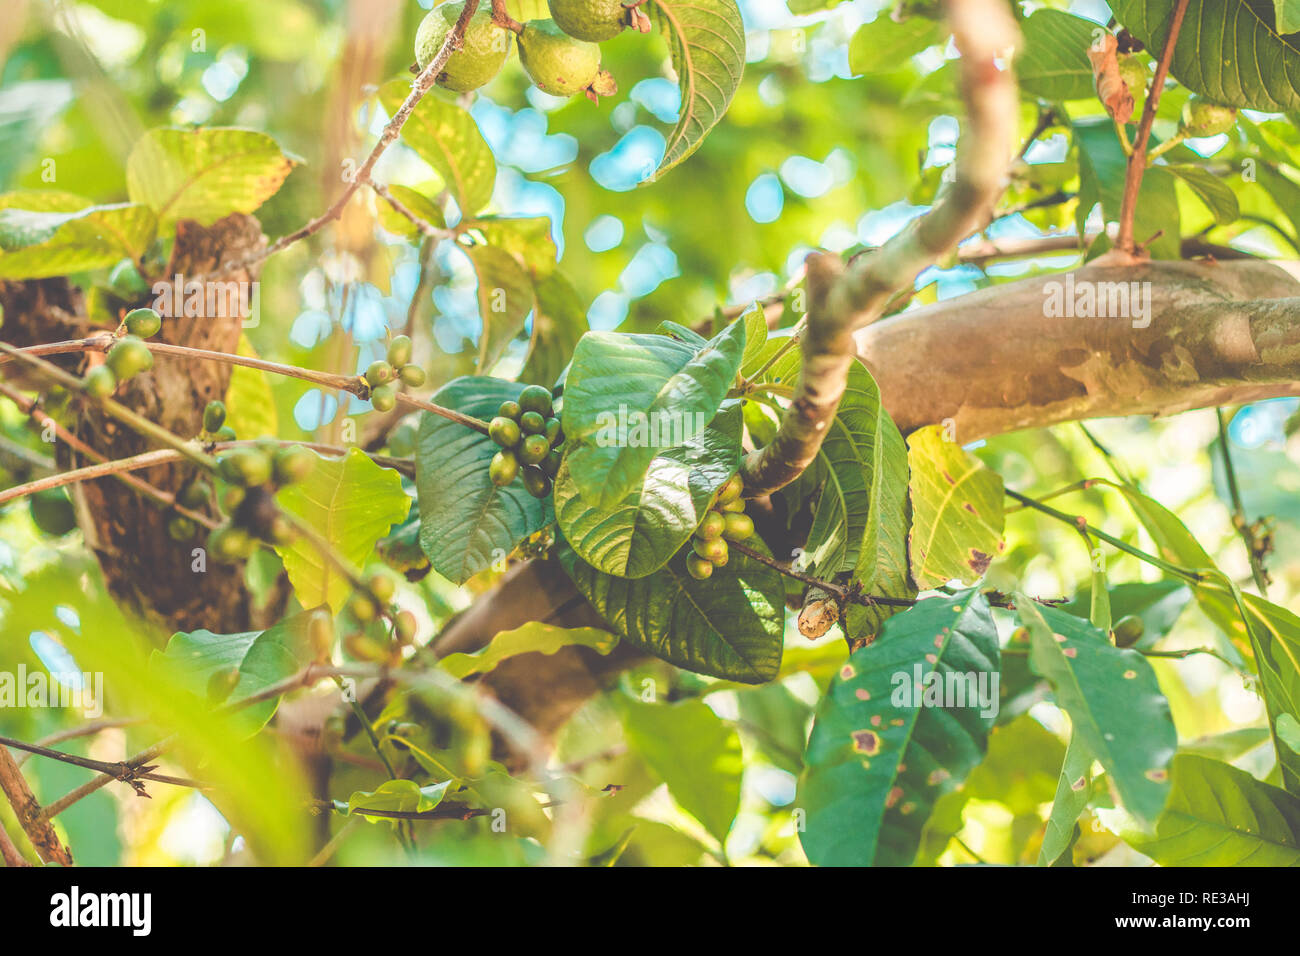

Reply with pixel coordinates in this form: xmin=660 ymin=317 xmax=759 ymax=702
xmin=741 ymin=0 xmax=1020 ymax=495
xmin=0 ymin=743 xmax=73 ymax=865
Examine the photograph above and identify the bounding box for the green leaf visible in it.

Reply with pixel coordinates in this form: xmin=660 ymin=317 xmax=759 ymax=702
xmin=520 ymin=271 xmax=586 ymax=389
xmin=274 ymin=448 xmax=411 ymax=613
xmin=0 ymin=201 xmax=155 ymax=279
xmin=1166 ymin=163 xmax=1240 ymax=225
xmin=1038 ymin=736 xmax=1096 ymax=866
xmin=561 ymin=320 xmax=746 ymax=507
xmin=439 ymin=622 xmax=618 ymax=679
xmin=346 ymin=779 xmax=450 ymax=826
xmin=380 ymin=80 xmax=495 ymax=215
xmin=906 ymin=425 xmax=1004 ymax=589
xmin=416 ymin=377 xmax=552 ymax=585
xmin=1061 ymin=580 xmax=1193 ymax=651
xmin=798 ymin=590 xmax=1000 ymax=867
xmin=647 ymin=0 xmax=746 ymax=177
xmin=557 ymin=536 xmax=784 ymax=683
xmin=848 ymin=13 xmax=946 ymax=76
xmin=802 ymin=360 xmax=902 ymax=575
xmin=1279 ymin=0 xmax=1300 ymax=34
xmin=1016 ymin=599 xmax=1175 ymax=828
xmin=0 ymin=81 xmax=73 ymax=190
xmin=472 ymin=216 xmax=557 ymax=278
xmin=375 ymin=184 xmax=446 ymax=239
xmin=125 ymin=127 xmax=297 ymax=228
xmin=1111 ymin=0 xmax=1300 ymax=112
xmin=1118 ymin=754 xmax=1300 ymax=865
xmin=555 ymin=402 xmax=741 ymax=578
xmin=465 ymin=244 xmax=535 ymax=372
xmin=151 ymin=607 xmax=321 ymax=733
xmin=1256 ymin=161 xmax=1300 ymax=245
xmin=223 ymin=335 xmax=278 ymax=439
xmin=1075 ymin=118 xmax=1181 ymax=259
xmin=1017 ymin=9 xmax=1103 ymax=102
xmin=618 ymin=697 xmax=742 ymax=844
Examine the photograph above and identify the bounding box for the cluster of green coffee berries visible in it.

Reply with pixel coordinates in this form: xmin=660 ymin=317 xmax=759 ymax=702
xmin=414 ymin=0 xmax=635 ymax=102
xmin=343 ymin=571 xmax=419 ymax=662
xmin=82 ymin=307 xmax=161 ymax=398
xmin=488 ymin=384 xmax=562 ymax=498
xmin=686 ymin=473 xmax=753 ymax=580
xmin=364 ymin=335 xmax=425 ymax=412
xmin=202 ymin=433 xmax=317 ymax=561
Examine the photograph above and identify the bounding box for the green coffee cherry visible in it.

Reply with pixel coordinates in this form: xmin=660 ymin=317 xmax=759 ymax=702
xmin=167 ymin=515 xmax=198 ymax=541
xmin=697 ymin=511 xmax=725 ymax=540
xmin=107 ymin=259 xmax=150 ymax=298
xmin=367 ymin=572 xmax=396 ymax=605
xmin=370 ymin=384 xmax=397 ymax=412
xmin=308 ymin=612 xmax=335 ymax=662
xmin=106 ymin=336 xmax=153 ymax=380
xmin=84 ymin=365 xmax=117 ymax=398
xmin=720 ymin=498 xmax=746 ymax=513
xmin=387 ymin=335 xmax=413 ymax=368
xmin=264 ymin=514 xmax=295 ymax=546
xmin=498 ymin=400 xmax=522 ymax=421
xmin=220 ymin=485 xmax=246 ymax=514
xmin=1113 ymin=614 xmax=1146 ymax=648
xmin=490 ymin=449 xmax=519 ymax=486
xmin=394 ymin=610 xmax=418 ymax=644
xmin=273 ymin=445 xmax=316 ymax=485
xmin=350 ymin=594 xmax=377 ymax=622
xmin=1181 ymin=96 xmax=1237 ymax=138
xmin=520 ymin=410 xmax=547 ymax=435
xmin=365 ymin=360 xmax=396 ymax=388
xmin=522 ymin=465 xmax=552 ymax=499
xmin=399 ymin=364 xmax=426 ymax=387
xmin=213 ymin=425 xmax=237 ymax=442
xmin=207 ymin=523 xmax=256 ymax=562
xmin=345 ymin=632 xmax=387 ymax=661
xmin=687 ymin=553 xmax=714 ymax=580
xmin=489 ymin=416 xmax=522 ymax=448
xmin=518 ymin=384 xmax=553 ymax=417
xmin=716 ymin=473 xmax=743 ymax=505
xmin=218 ymin=448 xmax=273 ymax=487
xmin=178 ymin=480 xmax=211 ymax=509
xmin=542 ymin=448 xmax=562 ymax=477
xmin=203 ymin=400 xmax=227 ymax=434
xmin=30 ymin=488 xmax=76 ymax=537
xmin=693 ymin=535 xmax=729 ymax=564
xmin=519 ymin=433 xmax=550 ymax=466
xmin=545 ymin=417 xmax=562 ymax=445
xmin=124 ymin=307 xmax=162 ymax=338
xmin=722 ymin=512 xmax=754 ymax=542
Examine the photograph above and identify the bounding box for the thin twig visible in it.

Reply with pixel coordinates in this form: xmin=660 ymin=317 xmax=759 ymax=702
xmin=1216 ymin=408 xmax=1271 ymax=596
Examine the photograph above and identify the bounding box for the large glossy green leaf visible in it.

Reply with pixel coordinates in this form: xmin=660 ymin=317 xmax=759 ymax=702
xmin=274 ymin=448 xmax=411 ymax=613
xmin=647 ymin=0 xmax=746 ymax=177
xmin=1016 ymin=599 xmax=1175 ymax=828
xmin=125 ymin=127 xmax=297 ymax=228
xmin=380 ymin=80 xmax=495 ymax=215
xmin=1111 ymin=0 xmax=1300 ymax=112
xmin=1016 ymin=9 xmax=1100 ymax=101
xmin=1117 ymin=755 xmax=1300 ymax=864
xmin=465 ymin=243 xmax=535 ymax=372
xmin=555 ymin=402 xmax=741 ymax=578
xmin=561 ymin=320 xmax=745 ymax=507
xmin=619 ymin=697 xmax=743 ymax=844
xmin=799 ymin=590 xmax=1000 ymax=866
xmin=906 ymin=425 xmax=1004 ymax=589
xmin=1075 ymin=118 xmax=1181 ymax=260
xmin=848 ymin=13 xmax=946 ymax=75
xmin=472 ymin=215 xmax=557 ymax=279
xmin=375 ymin=184 xmax=446 ymax=239
xmin=439 ymin=622 xmax=618 ymax=679
xmin=1279 ymin=0 xmax=1300 ymax=33
xmin=416 ymin=377 xmax=552 ymax=585
xmin=345 ymin=780 xmax=450 ymax=827
xmin=151 ymin=607 xmax=321 ymax=732
xmin=0 ymin=201 xmax=155 ymax=279
xmin=557 ymin=536 xmax=784 ymax=682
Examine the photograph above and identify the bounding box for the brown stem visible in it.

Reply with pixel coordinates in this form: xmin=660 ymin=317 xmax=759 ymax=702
xmin=1115 ymin=0 xmax=1189 ymax=254
xmin=0 ymin=735 xmax=204 ymax=790
xmin=489 ymin=0 xmax=524 ymax=33
xmin=370 ymin=181 xmax=457 ymax=239
xmin=0 ymin=818 xmax=30 ymax=867
xmin=0 ymin=743 xmax=73 ymax=864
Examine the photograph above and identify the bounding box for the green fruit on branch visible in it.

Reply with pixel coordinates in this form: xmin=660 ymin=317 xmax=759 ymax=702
xmin=167 ymin=515 xmax=198 ymax=541
xmin=106 ymin=335 xmax=153 ymax=380
xmin=264 ymin=515 xmax=296 ymax=547
xmin=394 ymin=610 xmax=418 ymax=644
xmin=124 ymin=307 xmax=162 ymax=338
xmin=350 ymin=594 xmax=377 ymax=622
xmin=720 ymin=497 xmax=746 ymax=513
xmin=218 ymin=448 xmax=273 ymax=487
xmin=367 ymin=571 xmax=396 ymax=604
xmin=30 ymin=488 xmax=76 ymax=537
xmin=345 ymin=632 xmax=388 ymax=661
xmin=547 ymin=0 xmax=628 ymax=42
xmin=490 ymin=449 xmax=519 ymax=486
xmin=489 ymin=415 xmax=522 ymax=448
xmin=1181 ymin=96 xmax=1236 ymax=138
xmin=696 ymin=511 xmax=725 ymax=540
xmin=213 ymin=425 xmax=237 ymax=442
xmin=522 ymin=465 xmax=552 ymax=499
xmin=518 ymin=19 xmax=601 ymax=98
xmin=1112 ymin=614 xmax=1146 ymax=648
xmin=107 ymin=258 xmax=150 ymax=298
xmin=83 ymin=365 xmax=117 ymax=398
xmin=399 ymin=363 xmax=426 ymax=387
xmin=308 ymin=611 xmax=335 ymax=662
xmin=386 ymin=334 xmax=413 ymax=368
xmin=178 ymin=480 xmax=211 ymax=509
xmin=693 ymin=535 xmax=729 ymax=564
xmin=541 ymin=448 xmax=562 ymax=477
xmin=716 ymin=473 xmax=743 ymax=505
xmin=273 ymin=445 xmax=317 ymax=485
xmin=722 ymin=512 xmax=754 ymax=541
xmin=519 ymin=410 xmax=547 ymax=435
xmin=220 ymin=485 xmax=246 ymax=514
xmin=498 ymin=399 xmax=522 ymax=420
xmin=203 ymin=400 xmax=227 ymax=434
xmin=207 ymin=523 xmax=256 ymax=562
xmin=370 ymin=383 xmax=398 ymax=412
xmin=365 ymin=360 xmax=395 ymax=387
xmin=686 ymin=553 xmax=714 ymax=580
xmin=545 ymin=416 xmax=562 ymax=445
xmin=519 ymin=433 xmax=551 ymax=465
xmin=1116 ymin=54 xmax=1148 ymax=102
xmin=518 ymin=383 xmax=554 ymax=417
xmin=415 ymin=1 xmax=513 ymax=93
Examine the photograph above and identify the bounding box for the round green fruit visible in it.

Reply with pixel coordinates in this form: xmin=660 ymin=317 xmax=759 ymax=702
xmin=522 ymin=465 xmax=552 ymax=499
xmin=178 ymin=480 xmax=211 ymax=509
xmin=273 ymin=445 xmax=316 ymax=485
xmin=1181 ymin=96 xmax=1236 ymax=138
xmin=167 ymin=515 xmax=198 ymax=541
xmin=394 ymin=610 xmax=418 ymax=644
xmin=30 ymin=488 xmax=76 ymax=537
xmin=220 ymin=485 xmax=246 ymax=514
xmin=720 ymin=497 xmax=746 ymax=513
xmin=498 ymin=400 xmax=522 ymax=421
xmin=83 ymin=365 xmax=117 ymax=398
xmin=519 ymin=433 xmax=551 ymax=465
xmin=693 ymin=535 xmax=729 ymax=564
xmin=716 ymin=473 xmax=743 ymax=505
xmin=107 ymin=259 xmax=150 ymax=298
xmin=218 ymin=448 xmax=273 ymax=487
xmin=367 ymin=572 xmax=396 ymax=604
xmin=545 ymin=417 xmax=562 ymax=445
xmin=124 ymin=307 xmax=162 ymax=339
xmin=519 ymin=410 xmax=547 ymax=435
xmin=399 ymin=364 xmax=426 ymax=387
xmin=207 ymin=524 xmax=256 ymax=562
xmin=547 ymin=0 xmax=628 ymax=42
xmin=518 ymin=19 xmax=601 ymax=98
xmin=415 ymin=1 xmax=513 ymax=93
xmin=386 ymin=334 xmax=413 ymax=368
xmin=1112 ymin=614 xmax=1146 ymax=648
xmin=106 ymin=336 xmax=153 ymax=380
xmin=203 ymin=400 xmax=227 ymax=434
xmin=370 ymin=384 xmax=398 ymax=412
xmin=1117 ymin=54 xmax=1148 ymax=101
xmin=213 ymin=425 xmax=237 ymax=442
xmin=686 ymin=553 xmax=714 ymax=581
xmin=696 ymin=511 xmax=725 ymax=540
xmin=489 ymin=449 xmax=519 ymax=486
xmin=518 ymin=384 xmax=554 ymax=417
xmin=489 ymin=416 xmax=522 ymax=448
xmin=541 ymin=448 xmax=563 ymax=477
xmin=722 ymin=512 xmax=754 ymax=541
xmin=365 ymin=360 xmax=395 ymax=388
